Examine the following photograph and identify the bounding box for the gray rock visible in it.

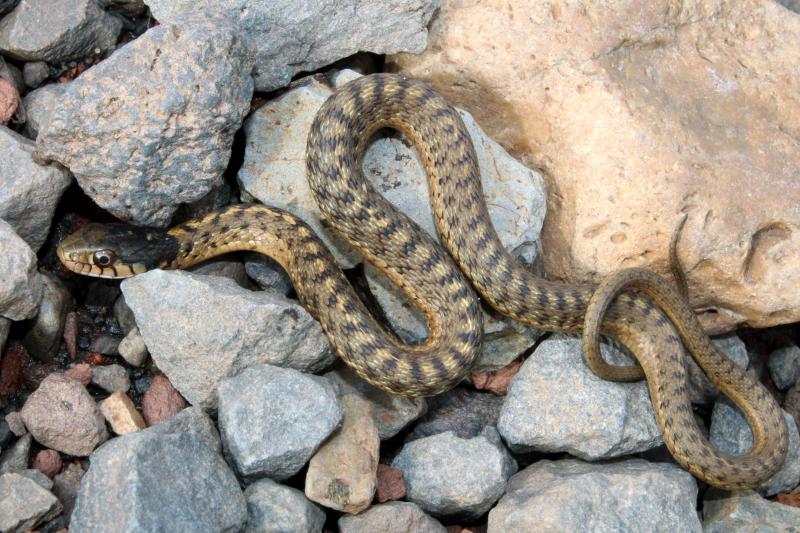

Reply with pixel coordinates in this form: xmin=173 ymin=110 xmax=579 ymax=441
xmin=4 ymin=412 xmax=25 ymax=436
xmin=327 ymin=367 xmax=426 ymax=440
xmin=112 ymin=293 xmax=136 ymax=334
xmin=0 ymin=0 xmax=18 ymax=16
xmin=146 ymin=1 xmax=439 ymax=91
xmin=767 ymin=344 xmax=800 ymax=390
xmin=35 ymin=12 xmax=256 ymax=226
xmin=339 ymin=502 xmax=446 ymax=533
xmin=88 ymin=333 xmax=121 ymax=356
xmin=473 ymin=318 xmax=543 ymax=374
xmin=19 ymin=468 xmax=53 ymax=490
xmin=686 ymin=333 xmax=751 ymax=404
xmin=51 ymin=462 xmax=84 ymax=520
xmin=22 ymin=61 xmax=48 ymax=88
xmin=0 ymin=0 xmax=122 ymax=62
xmin=100 ymin=0 xmax=145 ymax=16
xmin=21 ymin=272 xmax=73 ymax=361
xmin=21 ymin=82 xmax=68 ymax=139
xmin=709 ymin=400 xmax=800 ymax=496
xmin=0 ymin=56 xmax=24 ymax=95
xmin=91 ymin=363 xmax=130 ymax=392
xmin=0 ymin=219 xmax=43 ymax=321
xmin=391 ymin=427 xmax=517 ymax=520
xmin=189 ymin=258 xmax=252 ymax=289
xmin=703 ymin=489 xmax=800 ymax=532
xmin=122 ymin=270 xmax=335 ymax=409
xmin=142 ymin=406 xmax=221 ymax=453
xmin=0 ymin=316 xmax=9 ymax=353
xmin=244 ymin=478 xmax=325 ymax=533
xmin=776 ymin=0 xmax=800 ymax=14
xmin=244 ymin=254 xmax=293 ymax=296
xmin=217 ymin=364 xmax=343 ymax=481
xmin=71 ymin=432 xmax=247 ymax=532
xmin=498 ymin=334 xmax=662 ymax=458
xmin=239 ymin=73 xmax=546 ymax=269
xmin=20 ymin=373 xmax=109 ymax=456
xmin=488 ymin=459 xmax=701 ymax=532
xmin=117 ymin=327 xmax=148 ymax=366
xmin=0 ymin=472 xmax=62 ymax=533
xmin=0 ymin=434 xmax=31 ymax=474
xmin=407 ymin=387 xmax=502 ymax=443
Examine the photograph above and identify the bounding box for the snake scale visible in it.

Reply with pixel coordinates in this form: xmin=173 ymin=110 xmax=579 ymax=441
xmin=57 ymin=73 xmax=788 ymax=489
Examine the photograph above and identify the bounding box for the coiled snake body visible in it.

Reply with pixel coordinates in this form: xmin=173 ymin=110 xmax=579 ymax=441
xmin=58 ymin=74 xmax=787 ymax=489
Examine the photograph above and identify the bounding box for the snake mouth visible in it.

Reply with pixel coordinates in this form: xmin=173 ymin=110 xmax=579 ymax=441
xmin=56 ymin=242 xmax=143 ymax=279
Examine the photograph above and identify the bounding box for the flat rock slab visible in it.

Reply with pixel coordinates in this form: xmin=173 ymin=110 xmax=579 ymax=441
xmin=122 ymin=270 xmax=334 ymax=409
xmin=244 ymin=478 xmax=325 ymax=533
xmin=0 ymin=126 xmax=70 ymax=251
xmin=339 ymin=502 xmax=446 ymax=533
xmin=70 ymin=432 xmax=246 ymax=532
xmin=703 ymin=489 xmax=800 ymax=532
xmin=35 ymin=11 xmax=256 ymax=226
xmin=145 ymin=0 xmax=439 ymax=91
xmin=0 ymin=219 xmax=42 ymax=321
xmin=0 ymin=472 xmax=62 ymax=533
xmin=498 ymin=334 xmax=662 ymax=459
xmin=488 ymin=459 xmax=701 ymax=532
xmin=217 ymin=364 xmax=343 ymax=481
xmin=0 ymin=0 xmax=122 ymax=62
xmin=391 ymin=427 xmax=516 ymax=520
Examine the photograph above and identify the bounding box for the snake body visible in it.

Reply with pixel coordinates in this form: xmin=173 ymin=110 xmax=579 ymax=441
xmin=57 ymin=73 xmax=787 ymax=489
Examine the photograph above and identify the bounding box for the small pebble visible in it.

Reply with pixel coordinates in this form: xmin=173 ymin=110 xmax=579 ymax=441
xmin=91 ymin=363 xmax=130 ymax=392
xmin=376 ymin=463 xmax=406 ymax=503
xmin=32 ymin=449 xmax=61 ymax=479
xmin=65 ymin=363 xmax=92 ymax=386
xmin=22 ymin=61 xmax=49 ymax=88
xmin=142 ymin=374 xmax=188 ymax=426
xmin=471 ymin=358 xmax=523 ymax=395
xmin=100 ymin=391 xmax=146 ymax=435
xmin=89 ymin=333 xmax=122 ymax=356
xmin=5 ymin=411 xmax=26 ymax=436
xmin=118 ymin=327 xmax=148 ymax=366
xmin=63 ymin=311 xmax=78 ymax=360
xmin=767 ymin=345 xmax=800 ymax=390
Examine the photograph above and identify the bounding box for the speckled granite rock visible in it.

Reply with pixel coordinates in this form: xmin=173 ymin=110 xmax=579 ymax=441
xmin=0 ymin=472 xmax=62 ymax=533
xmin=244 ymin=479 xmax=325 ymax=533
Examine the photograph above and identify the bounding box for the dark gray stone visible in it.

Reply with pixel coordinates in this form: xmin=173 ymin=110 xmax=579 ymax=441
xmin=91 ymin=363 xmax=130 ymax=392
xmin=0 ymin=316 xmax=9 ymax=353
xmin=189 ymin=258 xmax=252 ymax=289
xmin=145 ymin=0 xmax=440 ymax=91
xmin=0 ymin=0 xmax=18 ymax=16
xmin=243 ymin=478 xmax=325 ymax=533
xmin=498 ymin=334 xmax=662 ymax=459
xmin=100 ymin=0 xmax=145 ymax=16
xmin=488 ymin=459 xmax=701 ymax=532
xmin=19 ymin=468 xmax=52 ymax=490
xmin=21 ymin=82 xmax=68 ymax=139
xmin=767 ymin=344 xmax=800 ymax=390
xmin=703 ymin=489 xmax=800 ymax=532
xmin=21 ymin=272 xmax=73 ymax=361
xmin=339 ymin=502 xmax=446 ymax=533
xmin=0 ymin=433 xmax=32 ymax=474
xmin=70 ymin=432 xmax=246 ymax=532
xmin=0 ymin=126 xmax=70 ymax=250
xmin=218 ymin=364 xmax=343 ymax=481
xmin=142 ymin=406 xmax=221 ymax=453
xmin=88 ymin=334 xmax=121 ymax=356
xmin=391 ymin=427 xmax=517 ymax=520
xmin=122 ymin=270 xmax=335 ymax=409
xmin=112 ymin=293 xmax=136 ymax=334
xmin=0 ymin=0 xmax=122 ymax=62
xmin=407 ymin=387 xmax=502 ymax=442
xmin=35 ymin=11 xmax=255 ymax=226
xmin=0 ymin=472 xmax=62 ymax=533
xmin=244 ymin=254 xmax=293 ymax=295
xmin=51 ymin=462 xmax=84 ymax=520
xmin=22 ymin=61 xmax=49 ymax=88
xmin=709 ymin=400 xmax=800 ymax=496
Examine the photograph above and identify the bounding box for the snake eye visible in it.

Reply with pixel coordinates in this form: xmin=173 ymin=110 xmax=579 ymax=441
xmin=93 ymin=250 xmax=116 ymax=267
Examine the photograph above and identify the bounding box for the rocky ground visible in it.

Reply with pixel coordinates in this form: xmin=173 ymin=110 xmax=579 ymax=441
xmin=1 ymin=0 xmax=800 ymax=532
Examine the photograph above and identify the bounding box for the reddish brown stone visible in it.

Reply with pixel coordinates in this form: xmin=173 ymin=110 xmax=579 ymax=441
xmin=142 ymin=374 xmax=188 ymax=426
xmin=65 ymin=363 xmax=92 ymax=387
xmin=63 ymin=311 xmax=78 ymax=360
xmin=33 ymin=449 xmax=63 ymax=479
xmin=776 ymin=492 xmax=800 ymax=508
xmin=472 ymin=358 xmax=523 ymax=395
xmin=0 ymin=341 xmax=30 ymax=401
xmin=375 ymin=463 xmax=405 ymax=503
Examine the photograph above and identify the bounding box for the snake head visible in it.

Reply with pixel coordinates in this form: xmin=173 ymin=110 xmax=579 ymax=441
xmin=57 ymin=223 xmax=179 ymax=279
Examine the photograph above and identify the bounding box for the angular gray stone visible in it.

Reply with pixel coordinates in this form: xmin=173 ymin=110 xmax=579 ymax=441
xmin=244 ymin=478 xmax=325 ymax=533
xmin=703 ymin=489 xmax=800 ymax=532
xmin=709 ymin=400 xmax=800 ymax=496
xmin=146 ymin=1 xmax=439 ymax=91
xmin=91 ymin=363 xmax=130 ymax=392
xmin=391 ymin=427 xmax=517 ymax=520
xmin=71 ymin=432 xmax=246 ymax=532
xmin=19 ymin=373 xmax=108 ymax=456
xmin=52 ymin=462 xmax=84 ymax=520
xmin=488 ymin=459 xmax=701 ymax=532
xmin=218 ymin=364 xmax=343 ymax=481
xmin=35 ymin=12 xmax=256 ymax=226
xmin=498 ymin=334 xmax=662 ymax=459
xmin=0 ymin=434 xmax=31 ymax=474
xmin=767 ymin=344 xmax=800 ymax=390
xmin=0 ymin=126 xmax=70 ymax=250
xmin=142 ymin=406 xmax=221 ymax=453
xmin=117 ymin=327 xmax=148 ymax=366
xmin=21 ymin=82 xmax=68 ymax=139
xmin=327 ymin=367 xmax=426 ymax=440
xmin=122 ymin=270 xmax=335 ymax=409
xmin=0 ymin=0 xmax=122 ymax=62
xmin=0 ymin=472 xmax=62 ymax=533
xmin=407 ymin=387 xmax=502 ymax=443
xmin=238 ymin=72 xmax=546 ymax=268
xmin=244 ymin=254 xmax=293 ymax=296
xmin=339 ymin=502 xmax=446 ymax=533
xmin=21 ymin=272 xmax=73 ymax=361
xmin=0 ymin=219 xmax=43 ymax=320
xmin=22 ymin=61 xmax=48 ymax=88
xmin=19 ymin=468 xmax=52 ymax=490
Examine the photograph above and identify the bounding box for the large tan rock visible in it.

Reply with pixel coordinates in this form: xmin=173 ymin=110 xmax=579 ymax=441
xmin=391 ymin=0 xmax=800 ymax=332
